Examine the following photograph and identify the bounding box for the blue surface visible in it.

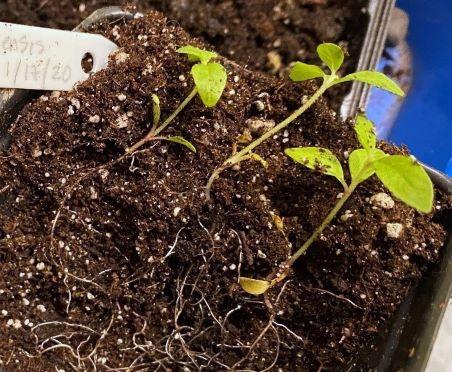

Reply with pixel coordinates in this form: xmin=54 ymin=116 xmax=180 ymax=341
xmin=389 ymin=0 xmax=452 ymax=174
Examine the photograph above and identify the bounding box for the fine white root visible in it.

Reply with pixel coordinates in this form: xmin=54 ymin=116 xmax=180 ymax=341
xmin=163 ymin=228 xmax=185 ymax=259
xmin=25 ymin=316 xmax=115 ymax=371
xmin=231 ymin=229 xmax=244 ymax=283
xmin=304 ymin=285 xmax=364 ymax=310
xmin=63 ymin=273 xmax=72 ymax=314
xmin=231 ymin=314 xmax=276 ymax=370
xmin=273 ymin=321 xmax=305 ymax=344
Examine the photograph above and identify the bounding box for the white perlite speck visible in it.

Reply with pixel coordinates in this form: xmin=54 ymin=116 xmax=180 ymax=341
xmin=340 ymin=210 xmax=353 ymax=222
xmin=36 ymin=262 xmax=45 ymax=271
xmin=117 ymin=94 xmax=127 ymax=102
xmin=246 ymin=118 xmax=275 ymax=135
xmin=114 ymin=51 xmax=129 ymax=64
xmin=36 ymin=304 xmax=46 ymax=313
xmin=89 ymin=186 xmax=98 ymax=200
xmin=142 ymin=64 xmax=153 ymax=76
xmin=115 ymin=114 xmax=129 ymax=129
xmin=370 ymin=193 xmax=395 ymax=209
xmin=173 ymin=207 xmax=181 ymax=217
xmin=71 ymin=98 xmax=81 ymax=110
xmin=386 ymin=223 xmax=403 ymax=238
xmin=88 ymin=115 xmax=100 ymax=124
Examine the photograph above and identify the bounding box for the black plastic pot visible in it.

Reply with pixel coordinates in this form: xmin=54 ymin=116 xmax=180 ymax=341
xmin=0 ymin=5 xmax=450 ymax=372
xmin=355 ymin=165 xmax=452 ymax=371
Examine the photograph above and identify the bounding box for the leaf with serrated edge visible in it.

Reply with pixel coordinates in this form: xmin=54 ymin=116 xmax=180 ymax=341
xmin=289 ymin=62 xmax=325 ymax=82
xmin=239 ymin=277 xmax=271 ymax=296
xmin=177 ymin=45 xmax=217 ymax=65
xmin=151 ymin=94 xmax=160 ymax=127
xmin=336 ymin=71 xmax=405 ymax=96
xmin=285 ymin=147 xmax=345 ymax=186
xmin=349 ymin=149 xmax=386 ymax=183
xmin=167 ymin=136 xmax=197 ymax=153
xmin=354 ymin=114 xmax=376 ymax=150
xmin=192 ymin=62 xmax=227 ymax=107
xmin=317 ymin=43 xmax=344 ymax=73
xmin=375 ymin=155 xmax=433 ymax=213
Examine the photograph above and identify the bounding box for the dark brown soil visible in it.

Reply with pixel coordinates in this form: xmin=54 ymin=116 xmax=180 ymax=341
xmin=0 ymin=11 xmax=449 ymax=371
xmin=0 ymin=0 xmax=368 ymax=109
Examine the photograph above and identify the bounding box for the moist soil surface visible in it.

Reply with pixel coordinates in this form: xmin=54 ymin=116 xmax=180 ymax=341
xmin=0 ymin=0 xmax=369 ymax=109
xmin=0 ymin=11 xmax=450 ymax=371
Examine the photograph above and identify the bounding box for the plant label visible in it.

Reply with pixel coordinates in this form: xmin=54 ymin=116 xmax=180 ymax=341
xmin=0 ymin=23 xmax=118 ymax=91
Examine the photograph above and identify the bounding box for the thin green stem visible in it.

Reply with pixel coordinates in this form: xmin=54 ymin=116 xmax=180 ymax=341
xmin=273 ymin=156 xmax=376 ymax=283
xmin=154 ymin=87 xmax=198 ymax=136
xmin=205 ymin=166 xmax=226 ymax=201
xmin=287 ymin=182 xmax=357 ymax=267
xmin=225 ymin=78 xmax=333 ymax=167
xmin=126 ymin=87 xmax=198 ymax=154
xmin=205 ymin=77 xmax=334 ymax=202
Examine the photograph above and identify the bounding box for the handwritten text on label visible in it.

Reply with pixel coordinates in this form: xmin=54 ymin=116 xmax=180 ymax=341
xmin=1 ymin=35 xmax=45 ymax=56
xmin=0 ymin=23 xmax=118 ymax=91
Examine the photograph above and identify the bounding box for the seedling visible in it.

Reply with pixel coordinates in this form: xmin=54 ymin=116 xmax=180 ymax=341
xmin=239 ymin=114 xmax=434 ymax=296
xmin=126 ymin=45 xmax=227 ymax=154
xmin=205 ymin=43 xmax=405 ymax=201
xmin=48 ymin=46 xmax=226 ymax=253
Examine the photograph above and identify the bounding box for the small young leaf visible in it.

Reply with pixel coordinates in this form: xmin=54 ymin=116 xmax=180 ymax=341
xmin=349 ymin=148 xmax=386 ymax=183
xmin=177 ymin=45 xmax=217 ymax=65
xmin=354 ymin=114 xmax=376 ymax=150
xmin=167 ymin=136 xmax=197 ymax=153
xmin=289 ymin=62 xmax=325 ymax=82
xmin=374 ymin=155 xmax=434 ymax=213
xmin=270 ymin=212 xmax=284 ymax=232
xmin=336 ymin=71 xmax=405 ymax=96
xmin=151 ymin=94 xmax=161 ymax=127
xmin=317 ymin=43 xmax=344 ymax=73
xmin=285 ymin=147 xmax=345 ymax=186
xmin=192 ymin=62 xmax=227 ymax=107
xmin=239 ymin=277 xmax=271 ymax=296
xmin=250 ymin=153 xmax=268 ymax=169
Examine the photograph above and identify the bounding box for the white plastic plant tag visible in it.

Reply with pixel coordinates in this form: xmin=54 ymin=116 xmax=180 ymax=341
xmin=0 ymin=23 xmax=118 ymax=91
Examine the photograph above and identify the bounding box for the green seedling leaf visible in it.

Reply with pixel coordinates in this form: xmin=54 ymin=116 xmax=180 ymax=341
xmin=289 ymin=62 xmax=325 ymax=82
xmin=177 ymin=45 xmax=217 ymax=65
xmin=151 ymin=94 xmax=161 ymax=127
xmin=375 ymin=155 xmax=434 ymax=213
xmin=336 ymin=71 xmax=405 ymax=96
xmin=317 ymin=43 xmax=344 ymax=73
xmin=349 ymin=148 xmax=386 ymax=183
xmin=285 ymin=147 xmax=345 ymax=186
xmin=167 ymin=136 xmax=197 ymax=153
xmin=192 ymin=62 xmax=227 ymax=107
xmin=239 ymin=277 xmax=271 ymax=296
xmin=354 ymin=114 xmax=376 ymax=150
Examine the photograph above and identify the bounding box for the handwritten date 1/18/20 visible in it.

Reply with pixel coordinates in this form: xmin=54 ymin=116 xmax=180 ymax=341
xmin=4 ymin=58 xmax=72 ymax=87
